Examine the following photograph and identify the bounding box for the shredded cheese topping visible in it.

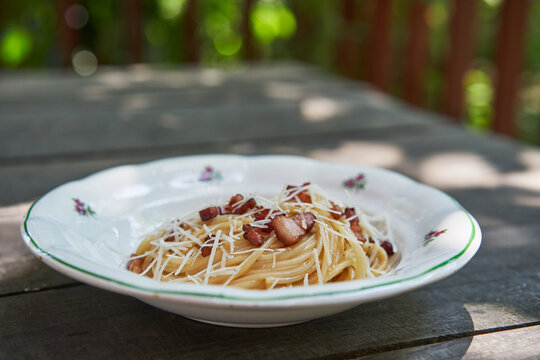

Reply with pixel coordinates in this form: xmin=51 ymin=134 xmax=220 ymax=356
xmin=128 ymin=183 xmax=396 ymax=289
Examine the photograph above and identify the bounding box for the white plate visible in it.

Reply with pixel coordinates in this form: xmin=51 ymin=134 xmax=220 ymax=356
xmin=21 ymin=155 xmax=481 ymax=327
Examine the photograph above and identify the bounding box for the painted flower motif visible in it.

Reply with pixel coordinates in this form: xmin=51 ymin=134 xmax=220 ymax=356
xmin=199 ymin=166 xmax=222 ymax=182
xmin=73 ymin=198 xmax=96 ymax=217
xmin=343 ymin=174 xmax=366 ymax=189
xmin=423 ymin=229 xmax=447 ymax=246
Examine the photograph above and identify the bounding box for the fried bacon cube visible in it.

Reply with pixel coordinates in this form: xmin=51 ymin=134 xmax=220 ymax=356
xmin=231 ymin=198 xmax=257 ymax=215
xmin=329 ymin=201 xmax=343 ymax=220
xmin=271 ymin=212 xmax=316 ymax=246
xmin=127 ymin=254 xmax=144 ymax=274
xmin=242 ymin=224 xmax=265 ymax=246
xmin=344 ymin=207 xmax=366 ymax=243
xmin=199 ymin=206 xmax=221 ymax=221
xmin=381 ymin=241 xmax=395 ymax=256
xmin=224 ymin=194 xmax=244 ymax=213
xmin=285 ymin=182 xmax=312 ymax=203
xmin=201 ymin=236 xmax=215 ymax=257
xmin=253 ymin=208 xmax=275 ymax=233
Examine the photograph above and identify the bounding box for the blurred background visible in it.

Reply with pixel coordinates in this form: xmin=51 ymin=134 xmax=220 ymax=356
xmin=1 ymin=0 xmax=539 ymax=144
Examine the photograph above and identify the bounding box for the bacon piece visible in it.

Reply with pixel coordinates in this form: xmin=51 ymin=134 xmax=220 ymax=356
xmin=164 ymin=236 xmax=175 ymax=242
xmin=381 ymin=241 xmax=395 ymax=256
xmin=201 ymin=236 xmax=215 ymax=257
xmin=232 ymin=198 xmax=257 ymax=215
xmin=344 ymin=207 xmax=367 ymax=243
xmin=199 ymin=206 xmax=221 ymax=221
xmin=127 ymin=254 xmax=143 ymax=274
xmin=242 ymin=224 xmax=265 ymax=246
xmin=292 ymin=212 xmax=316 ymax=232
xmin=271 ymin=212 xmax=316 ymax=246
xmin=329 ymin=201 xmax=343 ymax=220
xmin=285 ymin=182 xmax=312 ymax=203
xmin=224 ymin=194 xmax=244 ymax=213
xmin=253 ymin=208 xmax=275 ymax=233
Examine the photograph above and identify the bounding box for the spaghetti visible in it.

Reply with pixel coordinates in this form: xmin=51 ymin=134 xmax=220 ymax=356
xmin=127 ymin=183 xmax=396 ymax=289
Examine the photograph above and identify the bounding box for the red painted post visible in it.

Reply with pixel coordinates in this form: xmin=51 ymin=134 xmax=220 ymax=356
xmin=124 ymin=0 xmax=143 ymax=63
xmin=242 ymin=0 xmax=257 ymax=60
xmin=335 ymin=0 xmax=359 ymax=77
xmin=367 ymin=0 xmax=393 ymax=90
xmin=185 ymin=0 xmax=199 ymax=62
xmin=57 ymin=0 xmax=78 ymax=67
xmin=403 ymin=1 xmax=428 ymax=106
xmin=291 ymin=2 xmax=313 ymax=61
xmin=493 ymin=0 xmax=530 ymax=136
xmin=441 ymin=0 xmax=477 ymax=119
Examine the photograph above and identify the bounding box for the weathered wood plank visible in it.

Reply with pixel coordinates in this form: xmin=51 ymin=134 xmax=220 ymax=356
xmin=0 ymin=97 xmax=441 ymax=159
xmin=0 ymin=211 xmax=77 ymax=295
xmin=0 ymin=221 xmax=538 ymax=360
xmin=2 ymin=120 xmax=539 ymax=228
xmin=356 ymin=325 xmax=540 ymax=359
xmin=0 ymin=122 xmax=472 ymax=202
xmin=0 ymin=63 xmax=337 ymax=100
xmin=0 ymin=80 xmax=406 ymax=117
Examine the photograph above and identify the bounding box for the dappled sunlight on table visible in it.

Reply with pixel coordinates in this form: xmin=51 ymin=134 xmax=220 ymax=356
xmin=300 ymin=97 xmax=347 ymax=122
xmin=309 ymin=141 xmax=403 ymax=168
xmin=419 ymin=152 xmax=500 ymax=189
xmin=464 ymin=302 xmax=539 ymax=331
xmin=0 ymin=202 xmax=33 ymax=224
xmin=264 ymin=81 xmax=305 ymax=100
xmin=518 ymin=148 xmax=540 ymax=169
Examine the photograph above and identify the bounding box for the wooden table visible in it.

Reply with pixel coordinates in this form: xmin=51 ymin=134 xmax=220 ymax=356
xmin=1 ymin=64 xmax=539 ymax=359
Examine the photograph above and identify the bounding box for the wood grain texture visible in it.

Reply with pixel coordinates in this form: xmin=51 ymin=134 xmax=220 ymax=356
xmin=0 ymin=218 xmax=77 ymax=295
xmin=356 ymin=325 xmax=540 ymax=360
xmin=0 ymin=226 xmax=538 ymax=360
xmin=1 ymin=65 xmax=446 ymax=160
xmin=1 ymin=64 xmax=539 ymax=359
xmin=0 ymin=99 xmax=439 ymax=160
xmin=2 ymin=121 xmax=539 ymax=227
xmin=0 ymin=63 xmax=333 ymax=100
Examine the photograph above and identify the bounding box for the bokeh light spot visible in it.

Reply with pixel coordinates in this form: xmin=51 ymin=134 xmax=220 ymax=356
xmin=484 ymin=0 xmax=502 ymax=8
xmin=213 ymin=30 xmax=242 ymax=56
xmin=0 ymin=26 xmax=33 ymax=67
xmin=65 ymin=4 xmax=89 ymax=29
xmin=251 ymin=1 xmax=296 ymax=44
xmin=464 ymin=69 xmax=494 ymax=130
xmin=157 ymin=0 xmax=186 ymax=20
xmin=72 ymin=50 xmax=98 ymax=76
xmin=205 ymin=12 xmax=231 ymax=38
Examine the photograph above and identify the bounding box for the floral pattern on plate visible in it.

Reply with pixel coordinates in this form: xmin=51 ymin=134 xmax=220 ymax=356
xmin=199 ymin=166 xmax=222 ymax=182
xmin=73 ymin=198 xmax=96 ymax=217
xmin=423 ymin=229 xmax=447 ymax=246
xmin=343 ymin=174 xmax=366 ymax=189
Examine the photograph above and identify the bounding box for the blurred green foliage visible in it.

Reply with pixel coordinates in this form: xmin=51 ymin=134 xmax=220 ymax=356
xmin=1 ymin=26 xmax=33 ymax=67
xmin=0 ymin=0 xmax=538 ymax=142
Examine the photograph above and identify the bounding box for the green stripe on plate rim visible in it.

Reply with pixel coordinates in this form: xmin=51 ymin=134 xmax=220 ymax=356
xmin=23 ymin=196 xmax=476 ymax=302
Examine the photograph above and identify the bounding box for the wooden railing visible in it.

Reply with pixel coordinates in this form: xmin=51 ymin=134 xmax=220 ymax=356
xmin=56 ymin=0 xmax=532 ymax=139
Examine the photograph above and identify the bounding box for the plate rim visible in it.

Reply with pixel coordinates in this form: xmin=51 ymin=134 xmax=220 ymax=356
xmin=21 ymin=154 xmax=482 ymax=304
